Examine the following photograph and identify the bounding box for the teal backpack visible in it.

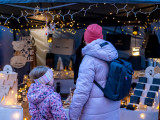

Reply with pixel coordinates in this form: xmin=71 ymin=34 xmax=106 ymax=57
xmin=94 ymin=59 xmax=134 ymax=101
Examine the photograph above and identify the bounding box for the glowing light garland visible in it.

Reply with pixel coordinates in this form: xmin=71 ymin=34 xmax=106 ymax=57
xmin=0 ymin=3 xmax=160 ymax=35
xmin=0 ymin=4 xmax=98 ymax=25
xmin=0 ymin=4 xmax=159 ymax=26
xmin=111 ymin=3 xmax=127 ymax=14
xmin=98 ymin=4 xmax=160 ymax=26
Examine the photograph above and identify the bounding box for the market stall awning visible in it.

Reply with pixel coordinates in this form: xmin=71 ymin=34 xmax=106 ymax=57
xmin=1 ymin=0 xmax=160 ymax=4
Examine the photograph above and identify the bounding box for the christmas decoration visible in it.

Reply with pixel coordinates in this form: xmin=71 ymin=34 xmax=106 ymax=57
xmin=11 ymin=36 xmax=36 ymax=68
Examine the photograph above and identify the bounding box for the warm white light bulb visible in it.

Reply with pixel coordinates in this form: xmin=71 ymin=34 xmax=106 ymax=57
xmin=140 ymin=113 xmax=145 ymax=119
xmin=12 ymin=112 xmax=20 ymax=119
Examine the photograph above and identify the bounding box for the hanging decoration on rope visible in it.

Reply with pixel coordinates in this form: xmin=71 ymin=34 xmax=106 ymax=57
xmin=44 ymin=22 xmax=56 ymax=36
xmin=44 ymin=26 xmax=49 ymax=36
xmin=50 ymin=23 xmax=56 ymax=32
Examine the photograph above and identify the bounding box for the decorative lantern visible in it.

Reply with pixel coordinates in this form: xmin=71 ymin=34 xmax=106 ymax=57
xmin=133 ymin=27 xmax=139 ymax=36
xmin=140 ymin=113 xmax=146 ymax=119
xmin=47 ymin=34 xmax=53 ymax=43
xmin=132 ymin=47 xmax=140 ymax=56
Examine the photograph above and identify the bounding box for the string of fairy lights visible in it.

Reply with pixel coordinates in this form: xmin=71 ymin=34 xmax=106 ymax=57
xmin=0 ymin=3 xmax=160 ymax=34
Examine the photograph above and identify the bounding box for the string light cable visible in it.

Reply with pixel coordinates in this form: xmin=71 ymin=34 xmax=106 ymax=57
xmin=0 ymin=3 xmax=160 ymax=32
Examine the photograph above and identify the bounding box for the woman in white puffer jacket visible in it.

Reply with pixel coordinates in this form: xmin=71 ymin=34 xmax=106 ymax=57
xmin=69 ymin=24 xmax=120 ymax=120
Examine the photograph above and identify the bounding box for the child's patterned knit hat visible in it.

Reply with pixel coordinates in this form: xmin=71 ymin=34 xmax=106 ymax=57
xmin=34 ymin=69 xmax=53 ymax=84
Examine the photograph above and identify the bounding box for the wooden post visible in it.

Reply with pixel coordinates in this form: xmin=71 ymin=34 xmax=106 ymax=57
xmin=30 ymin=46 xmax=37 ymax=69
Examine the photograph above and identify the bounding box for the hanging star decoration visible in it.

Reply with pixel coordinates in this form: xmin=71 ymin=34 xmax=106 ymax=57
xmin=44 ymin=26 xmax=49 ymax=36
xmin=49 ymin=23 xmax=56 ymax=32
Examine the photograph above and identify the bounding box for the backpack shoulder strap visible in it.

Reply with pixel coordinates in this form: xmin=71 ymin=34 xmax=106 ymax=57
xmin=92 ymin=57 xmax=110 ymax=92
xmin=93 ymin=80 xmax=104 ymax=92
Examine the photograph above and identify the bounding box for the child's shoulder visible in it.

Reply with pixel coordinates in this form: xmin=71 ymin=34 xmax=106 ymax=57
xmin=48 ymin=92 xmax=61 ymax=100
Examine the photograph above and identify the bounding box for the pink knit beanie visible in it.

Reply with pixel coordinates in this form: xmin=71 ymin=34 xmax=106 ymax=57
xmin=84 ymin=24 xmax=103 ymax=44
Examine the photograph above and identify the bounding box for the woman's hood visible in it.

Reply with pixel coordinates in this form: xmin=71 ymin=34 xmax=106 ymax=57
xmin=82 ymin=39 xmax=118 ymax=61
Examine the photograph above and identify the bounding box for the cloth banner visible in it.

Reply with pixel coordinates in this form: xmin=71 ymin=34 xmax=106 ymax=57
xmin=52 ymin=38 xmax=74 ymax=55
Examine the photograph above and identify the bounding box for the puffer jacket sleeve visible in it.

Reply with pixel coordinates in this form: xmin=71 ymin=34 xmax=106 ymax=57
xmin=69 ymin=56 xmax=95 ymax=120
xmin=49 ymin=93 xmax=68 ymax=120
xmin=29 ymin=102 xmax=39 ymax=120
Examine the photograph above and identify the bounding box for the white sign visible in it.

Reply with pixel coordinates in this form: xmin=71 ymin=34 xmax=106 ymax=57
xmin=10 ymin=56 xmax=27 ymax=68
xmin=52 ymin=38 xmax=74 ymax=55
xmin=132 ymin=47 xmax=140 ymax=56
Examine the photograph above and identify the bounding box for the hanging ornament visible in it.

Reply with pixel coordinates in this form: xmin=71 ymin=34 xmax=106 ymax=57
xmin=50 ymin=23 xmax=56 ymax=32
xmin=44 ymin=26 xmax=49 ymax=36
xmin=10 ymin=56 xmax=27 ymax=68
xmin=3 ymin=65 xmax=13 ymax=73
xmin=12 ymin=41 xmax=25 ymax=51
xmin=145 ymin=66 xmax=154 ymax=78
xmin=34 ymin=6 xmax=40 ymax=16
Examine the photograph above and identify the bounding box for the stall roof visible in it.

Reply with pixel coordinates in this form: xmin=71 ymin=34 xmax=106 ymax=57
xmin=0 ymin=0 xmax=160 ymax=4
